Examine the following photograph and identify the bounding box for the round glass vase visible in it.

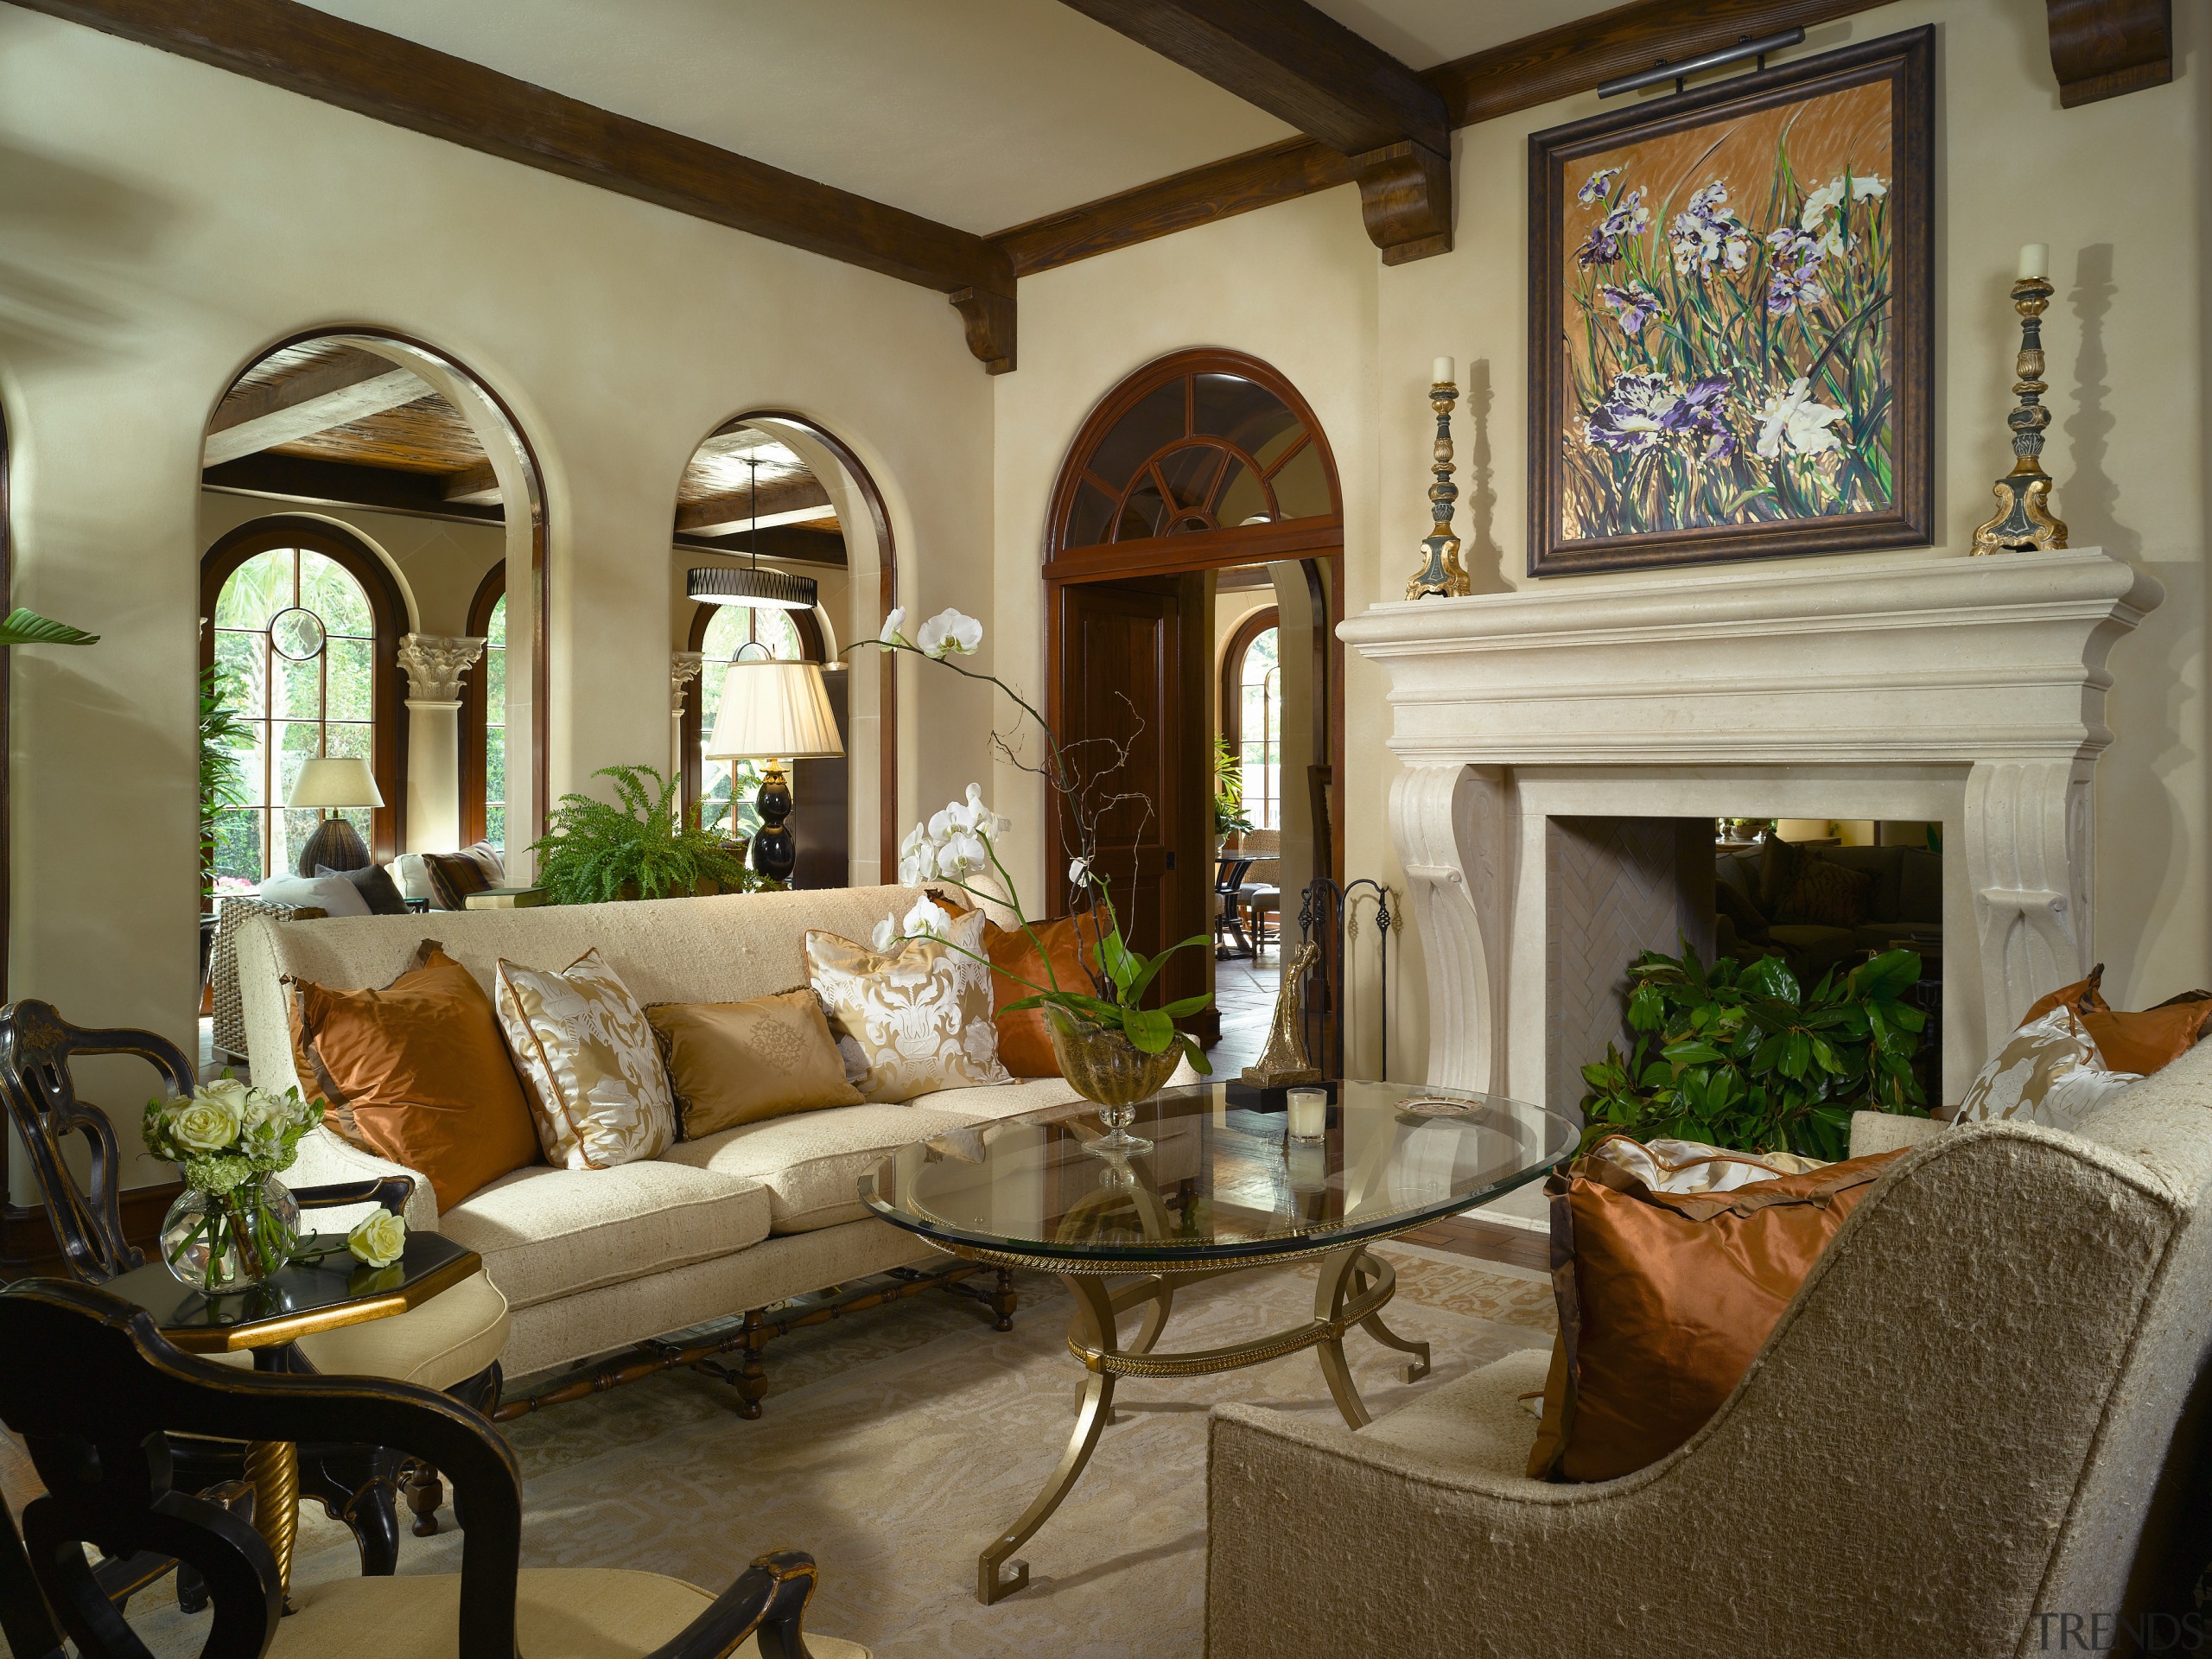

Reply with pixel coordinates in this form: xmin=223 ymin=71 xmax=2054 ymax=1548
xmin=160 ymin=1173 xmax=300 ymax=1296
xmin=1045 ymin=1005 xmax=1180 ymax=1154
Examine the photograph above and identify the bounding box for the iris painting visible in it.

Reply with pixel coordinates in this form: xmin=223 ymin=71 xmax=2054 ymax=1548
xmin=1548 ymin=75 xmax=1904 ymax=551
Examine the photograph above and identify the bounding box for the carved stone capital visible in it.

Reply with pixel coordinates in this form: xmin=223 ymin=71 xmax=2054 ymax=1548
xmin=671 ymin=652 xmax=707 ymax=717
xmin=1388 ymin=763 xmax=1507 ymax=1092
xmin=396 ymin=633 xmax=485 ymax=703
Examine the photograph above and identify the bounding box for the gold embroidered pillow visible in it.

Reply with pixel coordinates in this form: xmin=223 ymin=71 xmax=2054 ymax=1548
xmin=804 ymin=910 xmax=1010 ymax=1103
xmin=494 ymin=948 xmax=677 ymax=1168
xmin=645 ymin=990 xmax=862 ymax=1138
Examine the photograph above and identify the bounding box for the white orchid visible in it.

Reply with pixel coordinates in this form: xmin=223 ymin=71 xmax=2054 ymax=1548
xmin=877 ymin=607 xmax=910 ymax=648
xmin=916 ymin=607 xmax=982 ymax=659
xmin=902 ymin=894 xmax=952 ymax=941
xmin=937 ymin=829 xmax=990 ymax=880
xmin=896 ymin=822 xmax=937 ymax=885
xmin=1068 ymin=855 xmax=1093 ymax=890
xmin=1754 ymin=377 xmax=1848 ymax=460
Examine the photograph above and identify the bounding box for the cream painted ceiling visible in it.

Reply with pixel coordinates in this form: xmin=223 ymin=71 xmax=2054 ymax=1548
xmin=295 ymin=0 xmax=1603 ymax=235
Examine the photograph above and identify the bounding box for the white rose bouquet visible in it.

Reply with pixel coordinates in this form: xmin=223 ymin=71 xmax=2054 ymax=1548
xmin=143 ymin=1073 xmax=323 ymax=1293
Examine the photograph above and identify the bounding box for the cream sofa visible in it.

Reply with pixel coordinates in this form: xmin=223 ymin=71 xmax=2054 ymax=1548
xmin=236 ymin=885 xmax=1090 ymax=1383
xmin=1205 ymin=1056 xmax=2212 ymax=1656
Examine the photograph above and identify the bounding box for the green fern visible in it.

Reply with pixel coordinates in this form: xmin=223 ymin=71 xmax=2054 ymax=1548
xmin=531 ymin=764 xmax=769 ymax=906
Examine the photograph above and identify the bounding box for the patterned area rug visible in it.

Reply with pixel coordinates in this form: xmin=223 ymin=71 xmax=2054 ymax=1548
xmin=6 ymin=1244 xmax=1554 ymax=1658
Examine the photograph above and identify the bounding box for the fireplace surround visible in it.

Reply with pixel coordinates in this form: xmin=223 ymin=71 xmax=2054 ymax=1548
xmin=1341 ymin=547 xmax=2161 ymax=1112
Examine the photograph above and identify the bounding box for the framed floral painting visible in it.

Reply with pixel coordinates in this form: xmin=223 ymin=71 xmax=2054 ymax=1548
xmin=1527 ymin=28 xmax=1932 ymax=576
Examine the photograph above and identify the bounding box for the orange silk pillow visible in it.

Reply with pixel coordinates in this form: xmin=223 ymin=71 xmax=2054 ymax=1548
xmin=2022 ymin=965 xmax=2212 ymax=1076
xmin=288 ymin=941 xmax=541 ymax=1211
xmin=1529 ymin=1140 xmax=1905 ymax=1483
xmin=983 ymin=915 xmax=1106 ymax=1078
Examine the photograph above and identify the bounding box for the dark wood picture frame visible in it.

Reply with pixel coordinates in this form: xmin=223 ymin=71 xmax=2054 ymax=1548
xmin=1526 ymin=26 xmax=1933 ymax=578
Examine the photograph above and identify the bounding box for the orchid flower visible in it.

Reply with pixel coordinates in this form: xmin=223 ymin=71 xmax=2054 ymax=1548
xmin=917 ymin=607 xmax=982 ymax=658
xmin=878 ymin=607 xmax=910 ymax=649
xmin=1068 ymin=855 xmax=1092 ymax=889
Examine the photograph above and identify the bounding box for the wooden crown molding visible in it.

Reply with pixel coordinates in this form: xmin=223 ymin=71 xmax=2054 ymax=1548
xmin=16 ymin=0 xmax=1018 ymax=371
xmin=1055 ymin=0 xmax=1452 ymax=262
xmin=2044 ymin=0 xmax=2172 ymax=107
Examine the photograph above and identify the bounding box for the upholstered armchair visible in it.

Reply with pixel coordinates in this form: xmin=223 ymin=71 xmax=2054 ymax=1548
xmin=1206 ymin=1050 xmax=2212 ymax=1656
xmin=0 ymin=1000 xmax=510 ymax=1567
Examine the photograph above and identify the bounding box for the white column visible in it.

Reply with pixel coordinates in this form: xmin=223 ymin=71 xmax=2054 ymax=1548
xmin=396 ymin=633 xmax=486 ymax=855
xmin=671 ymin=652 xmax=706 ymax=781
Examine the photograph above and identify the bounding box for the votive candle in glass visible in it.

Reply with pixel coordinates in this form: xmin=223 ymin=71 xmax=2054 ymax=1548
xmin=1287 ymin=1086 xmax=1328 ymax=1142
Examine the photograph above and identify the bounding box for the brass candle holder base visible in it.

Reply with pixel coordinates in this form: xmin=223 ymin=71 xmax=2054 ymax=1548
xmin=1971 ymin=276 xmax=2069 ymax=555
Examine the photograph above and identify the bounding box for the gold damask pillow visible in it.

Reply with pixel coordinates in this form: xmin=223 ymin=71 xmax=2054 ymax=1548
xmin=804 ymin=910 xmax=1011 ymax=1103
xmin=494 ymin=948 xmax=677 ymax=1168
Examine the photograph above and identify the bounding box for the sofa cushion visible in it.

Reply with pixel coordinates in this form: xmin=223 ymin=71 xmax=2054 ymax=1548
xmin=437 ymin=1160 xmax=772 ymax=1310
xmin=496 ymin=949 xmax=678 ymax=1170
xmin=660 ymin=1102 xmax=997 ymax=1233
xmin=1897 ymin=847 xmax=1942 ymax=922
xmin=1357 ymin=1347 xmax=1549 ymax=1481
xmin=915 ymin=1077 xmax=1088 ymax=1122
xmin=646 ymin=990 xmax=861 ymax=1138
xmin=804 ymin=910 xmax=1011 ymax=1102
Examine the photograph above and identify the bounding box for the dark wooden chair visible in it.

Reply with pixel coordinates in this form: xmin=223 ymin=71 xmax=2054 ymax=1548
xmin=0 ymin=999 xmax=505 ymax=1590
xmin=0 ymin=1276 xmax=859 ymax=1658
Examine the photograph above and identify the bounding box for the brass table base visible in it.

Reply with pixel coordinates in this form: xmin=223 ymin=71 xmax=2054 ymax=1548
xmin=977 ymin=1243 xmax=1428 ymax=1604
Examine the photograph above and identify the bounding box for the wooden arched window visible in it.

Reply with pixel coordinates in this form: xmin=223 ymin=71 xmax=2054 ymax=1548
xmin=680 ymin=602 xmax=826 ymax=835
xmin=1221 ymin=606 xmax=1281 ymax=832
xmin=1046 ymin=350 xmax=1342 ymax=569
xmin=461 ymin=562 xmax=505 ymax=849
xmin=200 ymin=517 xmax=408 ymax=874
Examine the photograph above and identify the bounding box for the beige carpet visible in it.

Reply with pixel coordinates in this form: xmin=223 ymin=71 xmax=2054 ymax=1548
xmin=10 ymin=1244 xmax=1554 ymax=1658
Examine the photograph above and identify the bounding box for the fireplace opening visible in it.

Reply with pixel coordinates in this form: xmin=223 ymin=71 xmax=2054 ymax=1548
xmin=1547 ymin=815 xmax=1945 ymax=1141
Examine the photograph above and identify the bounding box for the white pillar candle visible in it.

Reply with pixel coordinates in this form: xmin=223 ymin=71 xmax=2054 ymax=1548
xmin=1287 ymin=1086 xmax=1329 ymax=1141
xmin=2017 ymin=243 xmax=2050 ymax=282
xmin=1431 ymin=355 xmax=1455 ymax=386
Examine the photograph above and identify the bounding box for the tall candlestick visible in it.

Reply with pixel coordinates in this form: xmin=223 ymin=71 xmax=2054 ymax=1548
xmin=1404 ymin=370 xmax=1471 ymax=601
xmin=1970 ymin=271 xmax=2069 ymax=555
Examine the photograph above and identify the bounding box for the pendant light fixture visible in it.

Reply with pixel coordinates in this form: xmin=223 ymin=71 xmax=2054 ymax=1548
xmin=687 ymin=451 xmax=819 ymax=613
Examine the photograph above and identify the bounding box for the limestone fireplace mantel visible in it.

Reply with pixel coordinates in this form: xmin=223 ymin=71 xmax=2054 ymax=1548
xmin=1341 ymin=547 xmax=2162 ymax=1108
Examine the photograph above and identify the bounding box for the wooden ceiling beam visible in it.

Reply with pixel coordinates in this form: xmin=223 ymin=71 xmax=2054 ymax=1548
xmin=441 ymin=459 xmax=502 ymax=505
xmin=2044 ymin=0 xmax=2172 ymax=107
xmin=201 ymin=452 xmax=505 ymax=525
xmin=203 ymin=347 xmax=429 ymax=465
xmin=677 ymin=525 xmax=849 ymax=569
xmin=1055 ymin=0 xmax=1450 ymax=262
xmin=676 ymin=475 xmax=834 ymax=537
xmin=18 ymin=0 xmax=1017 ymax=372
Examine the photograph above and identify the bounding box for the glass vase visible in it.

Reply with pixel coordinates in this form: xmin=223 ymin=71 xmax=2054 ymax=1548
xmin=1045 ymin=1006 xmax=1179 ymax=1154
xmin=160 ymin=1174 xmax=299 ymax=1295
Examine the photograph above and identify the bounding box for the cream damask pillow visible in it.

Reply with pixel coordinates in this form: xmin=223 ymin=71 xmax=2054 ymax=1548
xmin=804 ymin=910 xmax=1011 ymax=1103
xmin=495 ymin=948 xmax=677 ymax=1168
xmin=1959 ymin=1004 xmax=2143 ymax=1131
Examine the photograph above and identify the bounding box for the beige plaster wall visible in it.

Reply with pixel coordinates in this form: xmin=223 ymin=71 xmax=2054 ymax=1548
xmin=996 ymin=0 xmax=2209 ymax=1086
xmin=0 ymin=12 xmax=993 ymax=1183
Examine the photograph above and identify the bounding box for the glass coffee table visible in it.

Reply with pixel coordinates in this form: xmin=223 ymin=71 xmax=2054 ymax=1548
xmin=864 ymin=1078 xmax=1575 ymax=1603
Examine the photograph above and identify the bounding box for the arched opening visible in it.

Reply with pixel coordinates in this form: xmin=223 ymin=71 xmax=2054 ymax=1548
xmin=1045 ymin=350 xmax=1344 ymax=1067
xmin=671 ymin=412 xmax=898 ymax=887
xmin=200 ymin=517 xmax=409 ymax=881
xmin=1221 ymin=606 xmax=1281 ymax=833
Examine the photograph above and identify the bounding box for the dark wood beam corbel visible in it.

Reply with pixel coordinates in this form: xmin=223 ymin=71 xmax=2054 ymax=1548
xmin=1054 ymin=0 xmax=1452 ymax=263
xmin=2044 ymin=0 xmax=2172 ymax=107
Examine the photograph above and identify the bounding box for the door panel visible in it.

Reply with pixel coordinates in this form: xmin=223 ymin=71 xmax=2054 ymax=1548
xmin=1055 ymin=576 xmax=1210 ymax=1020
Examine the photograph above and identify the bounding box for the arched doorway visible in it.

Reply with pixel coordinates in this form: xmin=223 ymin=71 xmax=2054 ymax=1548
xmin=1044 ymin=350 xmax=1345 ymax=1057
xmin=671 ymin=411 xmax=899 ymax=886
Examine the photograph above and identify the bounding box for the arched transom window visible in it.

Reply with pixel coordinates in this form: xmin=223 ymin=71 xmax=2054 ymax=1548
xmin=203 ymin=524 xmax=402 ymax=881
xmin=1053 ymin=361 xmax=1337 ymax=553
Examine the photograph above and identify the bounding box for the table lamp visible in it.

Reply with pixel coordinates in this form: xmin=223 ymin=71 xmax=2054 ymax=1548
xmin=287 ymin=756 xmax=384 ymax=876
xmin=703 ymin=652 xmax=844 ymax=882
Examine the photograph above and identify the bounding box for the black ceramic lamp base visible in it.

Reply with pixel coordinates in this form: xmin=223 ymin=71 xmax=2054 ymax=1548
xmin=749 ymin=766 xmax=797 ymax=884
xmin=297 ymin=816 xmax=371 ymax=877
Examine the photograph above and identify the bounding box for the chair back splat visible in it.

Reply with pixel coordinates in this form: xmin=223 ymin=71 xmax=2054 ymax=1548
xmin=0 ymin=1000 xmax=196 ymax=1282
xmin=0 ymin=1278 xmax=525 ymax=1659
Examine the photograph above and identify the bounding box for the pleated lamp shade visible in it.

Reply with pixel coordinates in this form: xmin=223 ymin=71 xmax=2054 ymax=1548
xmin=286 ymin=755 xmax=385 ymax=810
xmin=705 ymin=659 xmax=845 ymax=761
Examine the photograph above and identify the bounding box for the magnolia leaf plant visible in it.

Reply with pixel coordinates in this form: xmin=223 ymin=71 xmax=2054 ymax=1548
xmin=864 ymin=607 xmax=1213 ymax=1077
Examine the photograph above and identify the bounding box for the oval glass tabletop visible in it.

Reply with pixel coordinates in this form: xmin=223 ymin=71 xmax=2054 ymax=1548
xmin=864 ymin=1080 xmax=1578 ymax=1268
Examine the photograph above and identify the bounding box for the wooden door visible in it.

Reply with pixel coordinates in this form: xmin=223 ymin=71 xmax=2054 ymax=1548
xmin=1055 ymin=575 xmax=1211 ymax=1025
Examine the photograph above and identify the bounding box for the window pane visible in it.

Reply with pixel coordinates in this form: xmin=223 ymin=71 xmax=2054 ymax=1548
xmin=1090 ymin=379 xmax=1185 ymax=490
xmin=1156 ymin=443 xmax=1226 ymax=521
xmin=276 ymin=651 xmax=322 ymax=721
xmin=214 ymin=631 xmax=266 ymax=719
xmin=325 ymin=637 xmax=373 ymax=722
xmin=702 ymin=605 xmax=752 ymax=660
xmin=323 ymin=721 xmax=371 ymax=762
xmin=486 ymin=643 xmax=505 ymax=705
xmin=1065 ymin=481 xmax=1116 ymax=550
xmin=758 ymin=610 xmax=802 ymax=661
xmin=486 ymin=803 xmax=505 ymax=848
xmin=1117 ymin=480 xmax=1168 ymax=541
xmin=1216 ymin=463 xmax=1270 ymax=527
xmin=486 ymin=729 xmax=505 ymax=810
xmin=1193 ymin=373 xmax=1298 ymax=454
xmin=300 ymin=550 xmax=373 ymax=638
xmin=279 ymin=808 xmax=321 ymax=872
xmin=215 ymin=549 xmax=292 ymax=630
xmin=232 ymin=723 xmax=270 ymax=809
xmin=486 ymin=594 xmax=507 ymax=649
xmin=211 ymin=808 xmax=262 ymax=885
xmin=276 ymin=723 xmax=321 ymax=806
xmin=1269 ymin=438 xmax=1332 ymax=520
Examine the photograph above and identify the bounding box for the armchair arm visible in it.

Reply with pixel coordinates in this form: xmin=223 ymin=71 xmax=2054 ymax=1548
xmin=645 ymin=1549 xmax=820 ymax=1659
xmin=288 ymin=1126 xmax=437 ymax=1230
xmin=293 ymin=1174 xmax=416 ymax=1218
